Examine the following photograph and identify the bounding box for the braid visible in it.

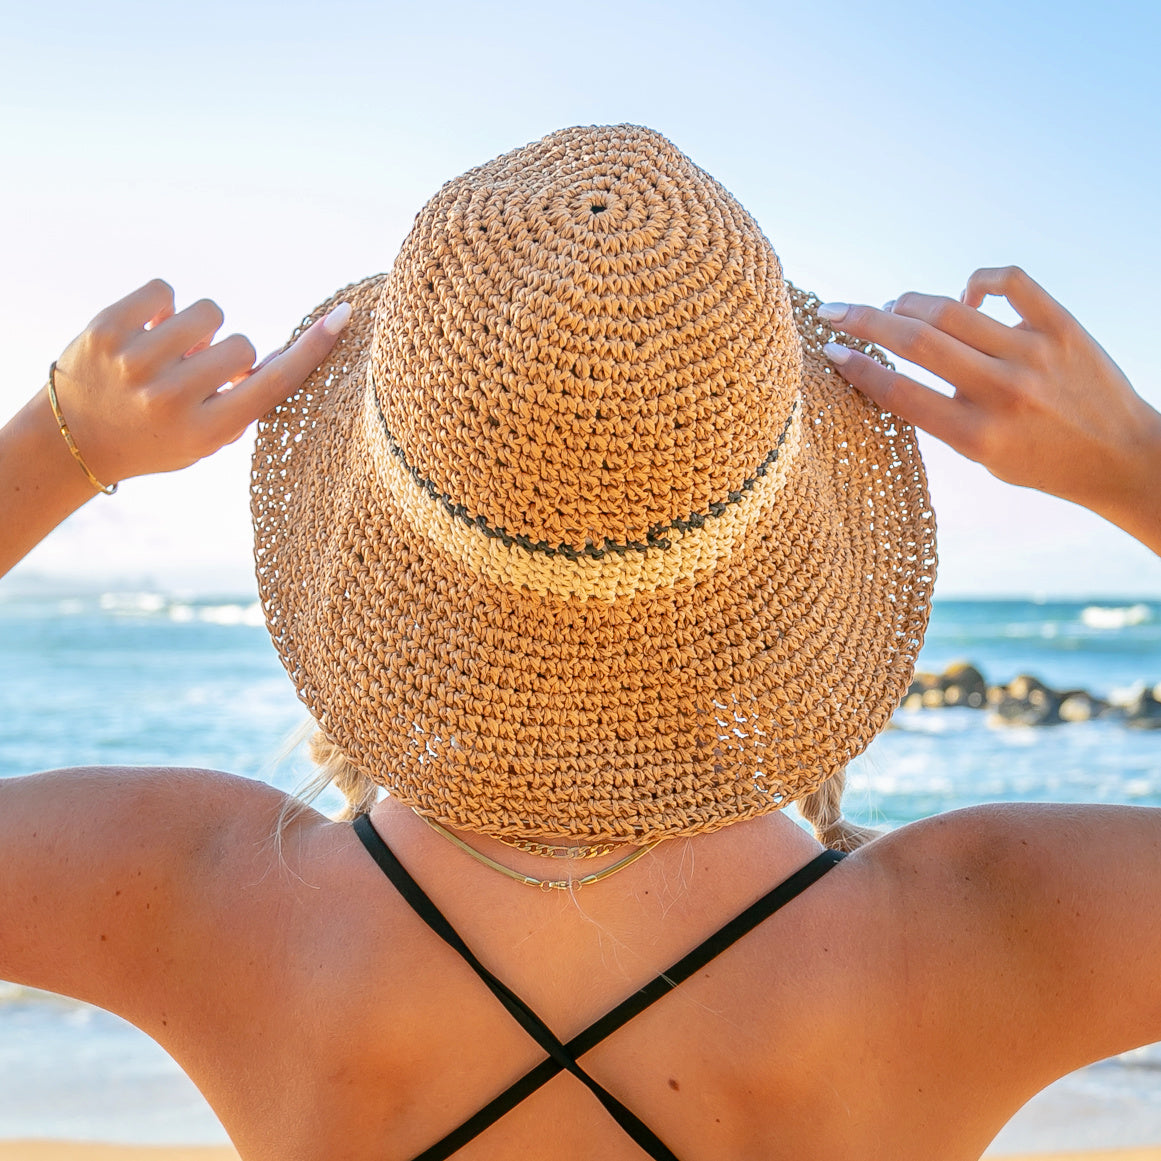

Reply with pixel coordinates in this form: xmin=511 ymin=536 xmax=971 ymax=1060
xmin=797 ymin=768 xmax=879 ymax=852
xmin=307 ymin=728 xmax=379 ymax=820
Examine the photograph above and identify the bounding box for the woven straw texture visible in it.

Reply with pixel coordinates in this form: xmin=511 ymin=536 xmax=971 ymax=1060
xmin=252 ymin=124 xmax=936 ymax=842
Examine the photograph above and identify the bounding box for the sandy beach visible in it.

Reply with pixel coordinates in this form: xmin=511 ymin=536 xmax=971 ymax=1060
xmin=0 ymin=1149 xmax=241 ymax=1161
xmin=1 ymin=1146 xmax=1161 ymax=1161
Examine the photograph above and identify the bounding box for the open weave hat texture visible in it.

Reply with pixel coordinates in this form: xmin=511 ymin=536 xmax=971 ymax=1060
xmin=252 ymin=124 xmax=936 ymax=842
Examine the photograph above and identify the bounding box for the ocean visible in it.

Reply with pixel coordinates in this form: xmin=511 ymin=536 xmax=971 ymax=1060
xmin=1 ymin=590 xmax=1160 ymax=1151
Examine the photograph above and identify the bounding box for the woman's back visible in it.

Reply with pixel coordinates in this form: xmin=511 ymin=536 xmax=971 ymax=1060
xmin=41 ymin=772 xmax=1149 ymax=1161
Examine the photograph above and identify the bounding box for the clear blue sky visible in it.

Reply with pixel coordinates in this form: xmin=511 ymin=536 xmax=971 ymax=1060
xmin=3 ymin=0 xmax=1159 ymax=595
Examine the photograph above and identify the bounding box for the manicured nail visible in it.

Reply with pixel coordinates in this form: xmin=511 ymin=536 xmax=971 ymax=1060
xmin=823 ymin=342 xmax=853 ymax=365
xmin=816 ymin=302 xmax=849 ymax=323
xmin=322 ymin=302 xmax=352 ymax=336
xmin=882 ymin=299 xmax=897 ymax=313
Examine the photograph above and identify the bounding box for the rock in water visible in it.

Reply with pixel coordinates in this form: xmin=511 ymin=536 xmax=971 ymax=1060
xmin=941 ymin=661 xmax=987 ymax=709
xmin=904 ymin=671 xmax=942 ymax=710
xmin=1124 ymin=687 xmax=1161 ymax=730
xmin=1057 ymin=691 xmax=1119 ymax=723
xmin=989 ymin=674 xmax=1062 ymax=728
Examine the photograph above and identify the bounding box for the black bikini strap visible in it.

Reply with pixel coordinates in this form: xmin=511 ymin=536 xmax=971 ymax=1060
xmin=352 ymin=814 xmax=683 ymax=1161
xmin=352 ymin=814 xmax=846 ymax=1161
xmin=571 ymin=845 xmax=847 ymax=1056
xmin=428 ymin=846 xmax=849 ymax=1157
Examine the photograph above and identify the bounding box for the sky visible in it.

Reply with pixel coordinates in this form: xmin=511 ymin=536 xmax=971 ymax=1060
xmin=2 ymin=0 xmax=1159 ymax=596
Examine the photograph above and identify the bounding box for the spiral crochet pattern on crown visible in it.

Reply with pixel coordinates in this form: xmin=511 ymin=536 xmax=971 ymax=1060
xmin=252 ymin=124 xmax=937 ymax=842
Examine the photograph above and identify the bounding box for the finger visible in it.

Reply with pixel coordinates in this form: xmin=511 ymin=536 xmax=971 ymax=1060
xmin=176 ymin=333 xmax=258 ymax=398
xmin=816 ymin=302 xmax=998 ymax=391
xmin=201 ymin=303 xmax=351 ymax=438
xmin=250 ymin=343 xmax=289 ymax=375
xmin=887 ymin=291 xmax=1024 ymax=359
xmin=91 ymin=278 xmax=175 ymax=337
xmin=824 ymin=345 xmax=981 ymax=454
xmin=146 ymin=299 xmax=175 ymax=331
xmin=963 ymin=266 xmax=1072 ymax=332
xmin=132 ymin=298 xmax=225 ymax=366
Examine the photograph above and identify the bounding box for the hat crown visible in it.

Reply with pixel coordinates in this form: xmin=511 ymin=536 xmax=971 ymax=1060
xmin=368 ymin=124 xmax=803 ymax=551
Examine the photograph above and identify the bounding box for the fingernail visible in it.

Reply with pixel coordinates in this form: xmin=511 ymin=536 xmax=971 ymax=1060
xmin=816 ymin=302 xmax=849 ymax=323
xmin=882 ymin=299 xmax=897 ymax=313
xmin=322 ymin=302 xmax=352 ymax=336
xmin=823 ymin=342 xmax=852 ymax=365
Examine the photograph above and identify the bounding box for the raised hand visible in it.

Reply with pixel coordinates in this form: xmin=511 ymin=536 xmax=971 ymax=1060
xmin=819 ymin=266 xmax=1161 ymax=555
xmin=50 ymin=279 xmax=350 ymax=485
xmin=0 ymin=280 xmax=350 ymax=578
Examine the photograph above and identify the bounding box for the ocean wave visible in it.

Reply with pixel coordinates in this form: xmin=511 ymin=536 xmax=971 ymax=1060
xmin=1000 ymin=621 xmax=1067 ymax=640
xmin=99 ymin=591 xmax=168 ymax=615
xmin=1082 ymin=603 xmax=1154 ymax=630
xmin=80 ymin=592 xmax=266 ymax=627
xmin=168 ymin=601 xmax=265 ymax=627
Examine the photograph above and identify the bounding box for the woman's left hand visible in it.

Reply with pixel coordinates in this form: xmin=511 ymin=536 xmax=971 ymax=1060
xmin=818 ymin=267 xmax=1161 ymax=556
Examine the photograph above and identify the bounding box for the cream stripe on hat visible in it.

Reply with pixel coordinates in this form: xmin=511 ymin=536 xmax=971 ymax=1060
xmin=364 ymin=372 xmax=804 ymax=601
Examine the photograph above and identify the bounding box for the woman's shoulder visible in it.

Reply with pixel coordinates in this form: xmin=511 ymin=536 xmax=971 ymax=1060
xmin=859 ymin=799 xmax=1150 ymax=890
xmin=0 ymin=765 xmax=324 ymax=1006
xmin=851 ymin=801 xmax=1110 ymax=924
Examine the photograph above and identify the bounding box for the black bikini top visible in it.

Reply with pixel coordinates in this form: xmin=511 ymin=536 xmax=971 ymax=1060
xmin=353 ymin=814 xmax=846 ymax=1161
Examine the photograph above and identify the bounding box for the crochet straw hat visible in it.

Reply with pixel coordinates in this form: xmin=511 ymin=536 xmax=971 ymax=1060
xmin=252 ymin=124 xmax=936 ymax=843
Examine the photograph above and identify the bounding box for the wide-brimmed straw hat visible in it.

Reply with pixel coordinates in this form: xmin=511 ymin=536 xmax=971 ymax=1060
xmin=252 ymin=124 xmax=936 ymax=843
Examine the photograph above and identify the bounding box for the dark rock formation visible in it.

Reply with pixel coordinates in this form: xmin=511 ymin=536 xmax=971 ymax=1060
xmin=1058 ymin=690 xmax=1117 ymax=723
xmin=1121 ymin=687 xmax=1161 ymax=730
xmin=897 ymin=661 xmax=1159 ymax=730
xmin=988 ymin=674 xmax=1062 ymax=727
xmin=940 ymin=662 xmax=987 ymax=708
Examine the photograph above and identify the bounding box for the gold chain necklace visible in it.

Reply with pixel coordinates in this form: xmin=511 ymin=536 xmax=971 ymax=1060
xmin=492 ymin=836 xmax=625 ymax=859
xmin=413 ymin=809 xmax=659 ymax=891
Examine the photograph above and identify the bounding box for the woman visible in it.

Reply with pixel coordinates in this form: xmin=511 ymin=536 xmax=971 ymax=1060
xmin=2 ymin=125 xmax=1160 ymax=1161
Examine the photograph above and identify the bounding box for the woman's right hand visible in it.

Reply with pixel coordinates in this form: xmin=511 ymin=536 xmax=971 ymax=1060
xmin=817 ymin=267 xmax=1161 ymax=555
xmin=51 ymin=278 xmax=350 ymax=485
xmin=0 ymin=279 xmax=350 ymax=579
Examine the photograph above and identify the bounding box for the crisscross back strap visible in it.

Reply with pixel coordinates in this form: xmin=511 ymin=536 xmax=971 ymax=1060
xmin=353 ymin=814 xmax=845 ymax=1161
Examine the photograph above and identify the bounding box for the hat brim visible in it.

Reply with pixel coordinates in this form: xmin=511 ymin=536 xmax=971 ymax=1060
xmin=253 ymin=277 xmax=935 ymax=841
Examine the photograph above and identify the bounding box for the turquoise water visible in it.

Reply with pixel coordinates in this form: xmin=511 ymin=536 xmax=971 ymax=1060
xmin=1 ymin=591 xmax=1160 ymax=1147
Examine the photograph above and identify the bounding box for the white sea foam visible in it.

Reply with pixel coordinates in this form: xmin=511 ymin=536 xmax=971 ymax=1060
xmin=165 ymin=601 xmax=264 ymax=626
xmin=202 ymin=602 xmax=264 ymax=627
xmin=99 ymin=591 xmax=167 ymax=615
xmin=1082 ymin=602 xmax=1153 ymax=630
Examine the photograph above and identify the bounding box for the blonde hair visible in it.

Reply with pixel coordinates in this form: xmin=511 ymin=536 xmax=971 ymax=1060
xmin=796 ymin=768 xmax=879 ymax=852
xmin=303 ymin=728 xmax=379 ymax=820
xmin=276 ymin=721 xmax=380 ymax=830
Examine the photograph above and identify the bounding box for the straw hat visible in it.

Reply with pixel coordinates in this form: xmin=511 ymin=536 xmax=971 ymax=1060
xmin=252 ymin=124 xmax=936 ymax=843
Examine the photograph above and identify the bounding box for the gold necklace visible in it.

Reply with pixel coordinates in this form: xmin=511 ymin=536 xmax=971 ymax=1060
xmin=413 ymin=809 xmax=659 ymax=891
xmin=492 ymin=835 xmax=625 ymax=859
